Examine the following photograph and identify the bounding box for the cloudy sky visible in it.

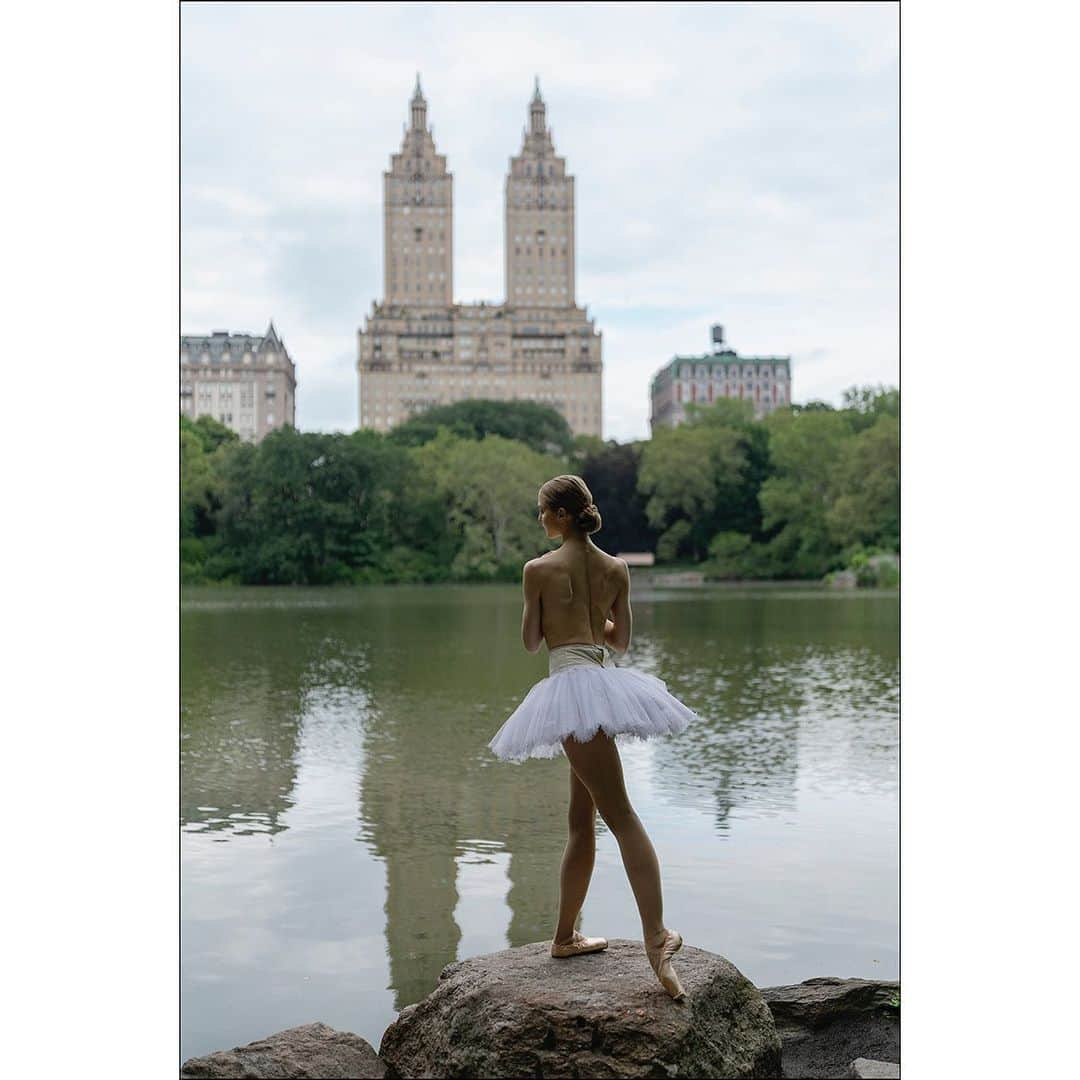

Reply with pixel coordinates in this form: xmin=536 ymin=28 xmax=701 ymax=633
xmin=181 ymin=1 xmax=898 ymax=443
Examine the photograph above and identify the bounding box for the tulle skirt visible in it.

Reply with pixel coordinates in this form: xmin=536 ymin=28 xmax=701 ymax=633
xmin=487 ymin=642 xmax=699 ymax=763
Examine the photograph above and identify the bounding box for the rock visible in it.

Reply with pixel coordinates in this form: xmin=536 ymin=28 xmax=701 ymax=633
xmin=378 ymin=938 xmax=781 ymax=1079
xmin=179 ymin=1021 xmax=387 ymax=1079
xmin=848 ymin=1059 xmax=900 ymax=1078
xmin=760 ymin=977 xmax=899 ymax=1079
xmin=828 ymin=571 xmax=858 ymax=589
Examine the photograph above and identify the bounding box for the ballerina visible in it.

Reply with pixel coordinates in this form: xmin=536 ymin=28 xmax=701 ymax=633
xmin=487 ymin=474 xmax=700 ymax=1000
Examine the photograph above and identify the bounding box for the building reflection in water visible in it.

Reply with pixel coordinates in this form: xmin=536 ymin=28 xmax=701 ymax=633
xmin=357 ymin=586 xmax=576 ymax=1009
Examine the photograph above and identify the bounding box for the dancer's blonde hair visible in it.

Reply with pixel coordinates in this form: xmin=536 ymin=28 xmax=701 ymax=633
xmin=539 ymin=475 xmax=602 ymax=535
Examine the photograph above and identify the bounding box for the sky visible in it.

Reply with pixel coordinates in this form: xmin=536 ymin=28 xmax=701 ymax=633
xmin=181 ymin=1 xmax=898 ymax=443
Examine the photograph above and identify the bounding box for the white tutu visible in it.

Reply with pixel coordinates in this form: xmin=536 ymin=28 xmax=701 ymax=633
xmin=487 ymin=642 xmax=699 ymax=763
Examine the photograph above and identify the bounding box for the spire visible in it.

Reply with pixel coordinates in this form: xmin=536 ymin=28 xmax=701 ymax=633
xmin=529 ymin=76 xmax=546 ymax=136
xmin=409 ymin=73 xmax=427 ymax=132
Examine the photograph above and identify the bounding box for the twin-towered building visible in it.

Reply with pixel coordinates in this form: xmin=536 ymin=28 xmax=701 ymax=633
xmin=180 ymin=80 xmax=796 ymax=445
xmin=357 ymin=78 xmax=603 ymax=436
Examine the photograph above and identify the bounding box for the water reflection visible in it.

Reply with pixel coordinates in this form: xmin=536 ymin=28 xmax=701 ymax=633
xmin=181 ymin=612 xmax=306 ymax=838
xmin=181 ymin=584 xmax=897 ymax=1060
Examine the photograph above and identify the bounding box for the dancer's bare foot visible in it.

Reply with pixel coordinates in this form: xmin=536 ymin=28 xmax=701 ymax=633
xmin=644 ymin=928 xmax=687 ymax=1000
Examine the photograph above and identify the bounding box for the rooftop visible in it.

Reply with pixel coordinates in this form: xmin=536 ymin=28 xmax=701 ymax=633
xmin=181 ymin=322 xmax=289 ymax=364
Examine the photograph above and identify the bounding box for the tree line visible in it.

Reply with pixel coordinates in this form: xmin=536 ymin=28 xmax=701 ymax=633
xmin=181 ymin=387 xmax=898 ymax=585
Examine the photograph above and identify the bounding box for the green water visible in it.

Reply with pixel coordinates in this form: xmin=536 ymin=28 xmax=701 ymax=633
xmin=181 ymin=582 xmax=898 ymax=1062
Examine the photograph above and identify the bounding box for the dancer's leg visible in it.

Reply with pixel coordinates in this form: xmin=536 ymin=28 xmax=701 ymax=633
xmin=552 ymin=765 xmax=597 ymax=945
xmin=561 ymin=730 xmax=665 ymax=941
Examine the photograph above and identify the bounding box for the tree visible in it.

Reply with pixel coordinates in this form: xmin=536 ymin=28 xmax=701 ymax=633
xmin=180 ymin=415 xmax=238 ymax=540
xmin=684 ymin=398 xmax=773 ymax=538
xmin=841 ymin=385 xmax=900 ymax=433
xmin=638 ymin=420 xmax=747 ymax=562
xmin=181 ymin=413 xmax=239 ymax=453
xmin=572 ymin=439 xmax=658 ymax=555
xmin=386 ymin=398 xmax=575 ymax=458
xmin=757 ymin=408 xmax=852 ymax=577
xmin=216 ymin=427 xmax=422 ymax=584
xmin=409 ymin=429 xmax=565 ymax=580
xmin=827 ymin=414 xmax=900 ymax=552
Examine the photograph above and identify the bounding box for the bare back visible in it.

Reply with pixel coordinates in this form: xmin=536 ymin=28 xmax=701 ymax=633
xmin=536 ymin=541 xmax=625 ymax=650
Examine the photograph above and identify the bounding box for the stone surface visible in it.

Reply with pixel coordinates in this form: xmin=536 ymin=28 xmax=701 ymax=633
xmin=848 ymin=1058 xmax=900 ymax=1078
xmin=179 ymin=1022 xmax=387 ymax=1079
xmin=760 ymin=977 xmax=899 ymax=1079
xmin=378 ymin=938 xmax=781 ymax=1079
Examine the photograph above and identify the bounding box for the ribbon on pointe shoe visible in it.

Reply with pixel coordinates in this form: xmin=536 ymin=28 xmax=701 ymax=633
xmin=550 ymin=930 xmax=609 ymax=958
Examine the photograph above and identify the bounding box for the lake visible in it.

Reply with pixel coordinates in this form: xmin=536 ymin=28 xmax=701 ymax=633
xmin=181 ymin=581 xmax=898 ymax=1063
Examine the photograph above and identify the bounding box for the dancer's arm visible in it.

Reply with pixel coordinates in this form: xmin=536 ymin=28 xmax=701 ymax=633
xmin=605 ymin=560 xmax=633 ymax=655
xmin=521 ymin=559 xmax=544 ymax=653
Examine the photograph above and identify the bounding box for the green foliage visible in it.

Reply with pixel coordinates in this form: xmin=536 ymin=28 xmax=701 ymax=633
xmin=756 ymin=408 xmax=854 ymax=577
xmin=842 ymin=384 xmax=900 ymax=432
xmin=638 ymin=396 xmax=775 ymax=563
xmin=638 ymin=420 xmax=747 ymax=561
xmin=656 ymin=519 xmax=692 ymax=563
xmin=215 ymin=426 xmax=430 ymax=585
xmin=386 ymin=398 xmax=574 ymax=458
xmin=827 ymin=414 xmax=900 ymax=551
xmin=409 ymin=428 xmax=563 ymax=580
xmin=181 ymin=413 xmax=239 ymax=453
xmin=846 ymin=547 xmax=900 ymax=588
xmin=572 ymin=439 xmax=658 ymax=554
xmin=180 ymin=415 xmax=238 ymax=539
xmin=703 ymin=530 xmax=752 ymax=580
xmin=179 ymin=384 xmax=898 ymax=585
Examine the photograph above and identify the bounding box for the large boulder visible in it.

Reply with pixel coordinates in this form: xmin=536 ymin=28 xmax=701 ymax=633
xmin=759 ymin=978 xmax=899 ymax=1079
xmin=179 ymin=1021 xmax=387 ymax=1079
xmin=378 ymin=938 xmax=781 ymax=1079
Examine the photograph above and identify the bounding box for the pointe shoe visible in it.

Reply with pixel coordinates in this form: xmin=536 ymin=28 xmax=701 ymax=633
xmin=645 ymin=929 xmax=687 ymax=1001
xmin=550 ymin=930 xmax=609 ymax=958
